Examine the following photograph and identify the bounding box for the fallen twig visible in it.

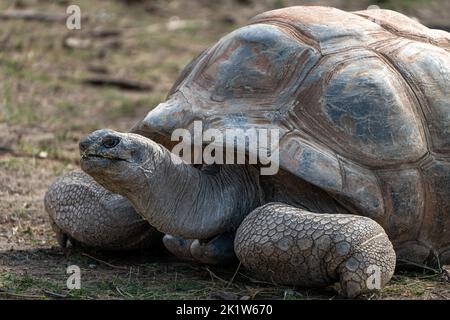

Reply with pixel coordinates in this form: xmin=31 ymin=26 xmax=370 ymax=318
xmin=226 ymin=262 xmax=241 ymax=288
xmin=397 ymin=259 xmax=442 ymax=273
xmin=63 ymin=36 xmax=121 ymax=50
xmin=81 ymin=252 xmax=128 ymax=270
xmin=0 ymin=10 xmax=68 ymax=22
xmin=0 ymin=146 xmax=14 ymax=153
xmin=116 ymin=286 xmax=133 ymax=298
xmin=89 ymin=28 xmax=121 ymax=38
xmin=204 ymin=267 xmax=229 ymax=285
xmin=82 ymin=75 xmax=153 ymax=92
xmin=42 ymin=289 xmax=68 ymax=299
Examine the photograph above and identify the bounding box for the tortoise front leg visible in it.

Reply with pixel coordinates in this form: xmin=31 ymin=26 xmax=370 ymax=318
xmin=45 ymin=170 xmax=162 ymax=250
xmin=234 ymin=203 xmax=396 ymax=298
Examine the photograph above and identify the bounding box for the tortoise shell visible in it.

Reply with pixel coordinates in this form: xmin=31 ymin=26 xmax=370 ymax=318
xmin=137 ymin=7 xmax=450 ymax=261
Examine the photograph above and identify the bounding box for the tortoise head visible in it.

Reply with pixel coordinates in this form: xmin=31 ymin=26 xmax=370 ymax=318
xmin=78 ymin=128 xmax=263 ymax=240
xmin=79 ymin=129 xmax=157 ymax=195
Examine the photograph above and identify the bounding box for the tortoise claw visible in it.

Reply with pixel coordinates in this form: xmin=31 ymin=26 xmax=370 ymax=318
xmin=163 ymin=234 xmax=195 ymax=261
xmin=190 ymin=232 xmax=237 ymax=265
xmin=163 ymin=233 xmax=237 ymax=265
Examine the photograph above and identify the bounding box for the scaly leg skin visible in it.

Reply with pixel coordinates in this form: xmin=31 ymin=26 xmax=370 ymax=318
xmin=45 ymin=170 xmax=162 ymax=250
xmin=163 ymin=233 xmax=237 ymax=265
xmin=235 ymin=203 xmax=396 ymax=298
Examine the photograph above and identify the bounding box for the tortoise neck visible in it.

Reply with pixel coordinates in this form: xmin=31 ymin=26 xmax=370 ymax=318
xmin=130 ymin=144 xmax=264 ymax=239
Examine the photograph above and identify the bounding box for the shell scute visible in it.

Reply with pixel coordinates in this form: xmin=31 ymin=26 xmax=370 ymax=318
xmin=294 ymin=52 xmax=427 ymax=166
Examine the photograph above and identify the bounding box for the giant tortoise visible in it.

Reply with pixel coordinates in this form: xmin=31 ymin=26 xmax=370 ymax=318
xmin=45 ymin=6 xmax=450 ymax=297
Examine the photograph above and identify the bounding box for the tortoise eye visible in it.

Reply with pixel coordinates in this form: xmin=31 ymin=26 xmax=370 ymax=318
xmin=101 ymin=135 xmax=121 ymax=148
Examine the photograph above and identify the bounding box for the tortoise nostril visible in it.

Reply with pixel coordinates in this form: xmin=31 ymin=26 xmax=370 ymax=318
xmin=101 ymin=135 xmax=121 ymax=148
xmin=79 ymin=138 xmax=91 ymax=153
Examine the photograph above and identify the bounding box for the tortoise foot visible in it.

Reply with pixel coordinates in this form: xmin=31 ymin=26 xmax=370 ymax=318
xmin=163 ymin=233 xmax=237 ymax=265
xmin=235 ymin=203 xmax=396 ymax=298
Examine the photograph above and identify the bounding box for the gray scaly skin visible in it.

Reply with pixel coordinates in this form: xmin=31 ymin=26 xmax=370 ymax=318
xmin=45 ymin=170 xmax=162 ymax=250
xmin=235 ymin=203 xmax=395 ymax=298
xmin=78 ymin=129 xmax=396 ymax=297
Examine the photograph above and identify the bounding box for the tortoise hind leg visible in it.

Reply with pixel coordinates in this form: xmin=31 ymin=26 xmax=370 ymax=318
xmin=163 ymin=232 xmax=237 ymax=265
xmin=234 ymin=203 xmax=396 ymax=298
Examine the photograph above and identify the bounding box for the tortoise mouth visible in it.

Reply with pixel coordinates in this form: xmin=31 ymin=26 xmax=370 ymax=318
xmin=80 ymin=153 xmax=130 ymax=178
xmin=81 ymin=153 xmax=128 ymax=163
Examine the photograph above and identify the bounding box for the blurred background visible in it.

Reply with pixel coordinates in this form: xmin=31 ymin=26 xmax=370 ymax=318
xmin=0 ymin=0 xmax=449 ymax=299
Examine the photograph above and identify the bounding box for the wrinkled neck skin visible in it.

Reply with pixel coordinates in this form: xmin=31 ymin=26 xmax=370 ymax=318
xmin=115 ymin=143 xmax=264 ymax=240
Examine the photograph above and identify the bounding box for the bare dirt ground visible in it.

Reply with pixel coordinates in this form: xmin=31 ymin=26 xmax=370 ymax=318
xmin=0 ymin=0 xmax=449 ymax=300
